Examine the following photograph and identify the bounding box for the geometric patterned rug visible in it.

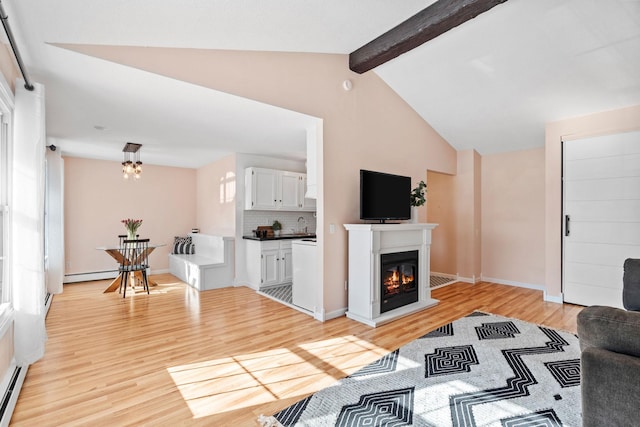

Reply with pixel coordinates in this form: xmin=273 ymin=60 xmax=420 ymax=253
xmin=259 ymin=312 xmax=581 ymax=426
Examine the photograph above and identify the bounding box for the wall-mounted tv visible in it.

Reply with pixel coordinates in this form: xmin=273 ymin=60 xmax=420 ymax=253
xmin=360 ymin=169 xmax=411 ymax=222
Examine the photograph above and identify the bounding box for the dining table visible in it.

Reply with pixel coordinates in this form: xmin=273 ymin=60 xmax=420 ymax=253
xmin=96 ymin=243 xmax=166 ymax=293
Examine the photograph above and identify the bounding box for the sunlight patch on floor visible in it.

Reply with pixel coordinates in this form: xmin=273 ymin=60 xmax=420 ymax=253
xmin=167 ymin=335 xmax=390 ymax=418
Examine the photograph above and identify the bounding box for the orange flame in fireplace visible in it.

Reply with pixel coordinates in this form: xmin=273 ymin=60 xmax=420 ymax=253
xmin=383 ymin=270 xmax=415 ymax=295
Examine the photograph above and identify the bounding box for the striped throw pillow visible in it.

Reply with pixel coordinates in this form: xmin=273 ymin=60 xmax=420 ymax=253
xmin=173 ymin=236 xmax=195 ymax=254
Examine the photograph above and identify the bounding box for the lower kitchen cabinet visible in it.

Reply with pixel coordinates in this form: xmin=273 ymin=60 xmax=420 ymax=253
xmin=246 ymin=240 xmax=293 ymax=288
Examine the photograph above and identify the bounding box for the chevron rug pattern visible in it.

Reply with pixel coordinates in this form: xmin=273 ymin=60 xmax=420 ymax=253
xmin=260 ymin=312 xmax=581 ymax=427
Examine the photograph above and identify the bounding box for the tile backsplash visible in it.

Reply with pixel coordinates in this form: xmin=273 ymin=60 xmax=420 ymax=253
xmin=243 ymin=211 xmax=317 ymax=236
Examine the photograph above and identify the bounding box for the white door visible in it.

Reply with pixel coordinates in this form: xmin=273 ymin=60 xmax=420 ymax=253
xmin=563 ymin=131 xmax=640 ymax=307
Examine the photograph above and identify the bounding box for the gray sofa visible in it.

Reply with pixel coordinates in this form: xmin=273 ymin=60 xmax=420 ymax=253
xmin=577 ymin=258 xmax=640 ymax=427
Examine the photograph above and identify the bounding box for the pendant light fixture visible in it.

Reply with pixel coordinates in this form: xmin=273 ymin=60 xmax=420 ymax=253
xmin=122 ymin=142 xmax=143 ymax=179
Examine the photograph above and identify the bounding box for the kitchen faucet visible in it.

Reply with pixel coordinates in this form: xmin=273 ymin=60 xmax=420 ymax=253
xmin=297 ymin=216 xmax=308 ymax=234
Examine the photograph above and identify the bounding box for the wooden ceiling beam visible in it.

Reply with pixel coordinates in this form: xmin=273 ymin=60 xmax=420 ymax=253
xmin=349 ymin=0 xmax=509 ymax=74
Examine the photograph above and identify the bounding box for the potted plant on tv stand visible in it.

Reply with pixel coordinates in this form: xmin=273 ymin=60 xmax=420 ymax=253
xmin=272 ymin=220 xmax=282 ymax=237
xmin=409 ymin=181 xmax=427 ymax=223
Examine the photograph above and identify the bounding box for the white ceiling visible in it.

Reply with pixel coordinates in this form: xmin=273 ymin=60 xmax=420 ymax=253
xmin=3 ymin=0 xmax=640 ymax=168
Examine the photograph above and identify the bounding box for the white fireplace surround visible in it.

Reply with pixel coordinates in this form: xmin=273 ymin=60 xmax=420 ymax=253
xmin=344 ymin=223 xmax=439 ymax=327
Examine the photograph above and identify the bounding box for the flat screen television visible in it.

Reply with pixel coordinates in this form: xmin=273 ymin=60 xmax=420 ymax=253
xmin=360 ymin=169 xmax=411 ymax=222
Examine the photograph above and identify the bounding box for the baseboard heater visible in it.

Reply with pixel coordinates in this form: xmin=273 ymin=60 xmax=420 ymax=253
xmin=0 ymin=366 xmax=26 ymax=427
xmin=64 ymin=270 xmax=118 ymax=284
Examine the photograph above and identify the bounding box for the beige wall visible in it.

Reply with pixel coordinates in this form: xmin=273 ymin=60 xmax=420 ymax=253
xmin=0 ymin=44 xmax=18 ymax=92
xmin=545 ymin=105 xmax=640 ymax=298
xmin=482 ymin=148 xmax=545 ymax=286
xmin=426 ymin=171 xmax=456 ymax=275
xmin=64 ymin=157 xmax=197 ymax=274
xmin=455 ymin=150 xmax=482 ymax=282
xmin=61 ymin=46 xmax=458 ymax=315
xmin=196 ymin=153 xmax=236 ymax=236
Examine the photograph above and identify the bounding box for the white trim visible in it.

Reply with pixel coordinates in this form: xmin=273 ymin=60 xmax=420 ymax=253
xmin=457 ymin=276 xmax=478 ymax=284
xmin=322 ymin=307 xmax=347 ymax=322
xmin=64 ymin=270 xmax=118 ymax=283
xmin=235 ymin=281 xmax=258 ymax=290
xmin=481 ymin=275 xmax=545 ymax=291
xmin=544 ymin=292 xmax=564 ymax=304
xmin=0 ymin=364 xmax=27 ymax=427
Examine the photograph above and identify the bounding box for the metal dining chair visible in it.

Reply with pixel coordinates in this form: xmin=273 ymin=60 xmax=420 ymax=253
xmin=118 ymin=234 xmax=138 ymax=247
xmin=118 ymin=238 xmax=150 ymax=297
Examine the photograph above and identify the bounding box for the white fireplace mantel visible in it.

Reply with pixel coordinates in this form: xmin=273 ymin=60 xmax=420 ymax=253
xmin=344 ymin=223 xmax=439 ymax=327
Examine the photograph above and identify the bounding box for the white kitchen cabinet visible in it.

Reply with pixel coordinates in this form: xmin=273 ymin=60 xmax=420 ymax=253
xmin=260 ymin=245 xmax=280 ymax=287
xmin=245 ymin=167 xmax=278 ymax=210
xmin=280 ymin=243 xmax=293 ymax=283
xmin=246 ymin=239 xmax=293 ymax=288
xmin=280 ymin=171 xmax=301 ymax=210
xmin=245 ymin=167 xmax=315 ymax=212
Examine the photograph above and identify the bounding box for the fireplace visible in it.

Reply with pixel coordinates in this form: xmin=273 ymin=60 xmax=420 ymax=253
xmin=344 ymin=223 xmax=438 ymax=327
xmin=380 ymin=250 xmax=419 ymax=313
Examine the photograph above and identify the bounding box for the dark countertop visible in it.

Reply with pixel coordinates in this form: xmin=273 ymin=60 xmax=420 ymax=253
xmin=243 ymin=234 xmax=316 ymax=241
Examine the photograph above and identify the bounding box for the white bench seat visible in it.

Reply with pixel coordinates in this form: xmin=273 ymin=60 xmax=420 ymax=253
xmin=168 ymin=234 xmax=234 ymax=291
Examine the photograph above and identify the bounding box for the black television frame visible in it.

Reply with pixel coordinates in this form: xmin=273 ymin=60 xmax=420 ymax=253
xmin=359 ymin=169 xmax=411 ymax=223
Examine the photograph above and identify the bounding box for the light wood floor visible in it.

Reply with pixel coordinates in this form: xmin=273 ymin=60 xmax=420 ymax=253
xmin=10 ymin=275 xmax=583 ymax=426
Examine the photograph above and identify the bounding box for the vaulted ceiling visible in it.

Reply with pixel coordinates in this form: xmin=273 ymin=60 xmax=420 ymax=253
xmin=3 ymin=0 xmax=640 ymax=168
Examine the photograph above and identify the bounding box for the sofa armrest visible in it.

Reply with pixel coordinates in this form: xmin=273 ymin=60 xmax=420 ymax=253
xmin=577 ymin=305 xmax=640 ymax=357
xmin=581 ymin=346 xmax=640 ymax=427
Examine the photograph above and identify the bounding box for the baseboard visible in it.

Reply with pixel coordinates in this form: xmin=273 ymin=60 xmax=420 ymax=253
xmin=481 ymin=276 xmax=545 ymax=291
xmin=0 ymin=364 xmax=27 ymax=427
xmin=543 ymin=292 xmax=564 ymax=304
xmin=64 ymin=270 xmax=117 ymax=283
xmin=322 ymin=307 xmax=347 ymax=322
xmin=457 ymin=275 xmax=479 ymax=284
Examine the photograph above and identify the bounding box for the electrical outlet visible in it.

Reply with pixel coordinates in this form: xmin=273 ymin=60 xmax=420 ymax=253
xmin=344 ymin=280 xmax=348 ymax=290
xmin=65 ymin=261 xmax=71 ymax=269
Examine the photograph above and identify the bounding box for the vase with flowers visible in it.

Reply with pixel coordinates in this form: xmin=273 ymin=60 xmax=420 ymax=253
xmin=122 ymin=218 xmax=143 ymax=240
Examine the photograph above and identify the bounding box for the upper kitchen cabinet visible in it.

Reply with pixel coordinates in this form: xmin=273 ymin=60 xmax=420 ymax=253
xmin=245 ymin=167 xmax=315 ymax=212
xmin=246 ymin=167 xmax=278 ymax=210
